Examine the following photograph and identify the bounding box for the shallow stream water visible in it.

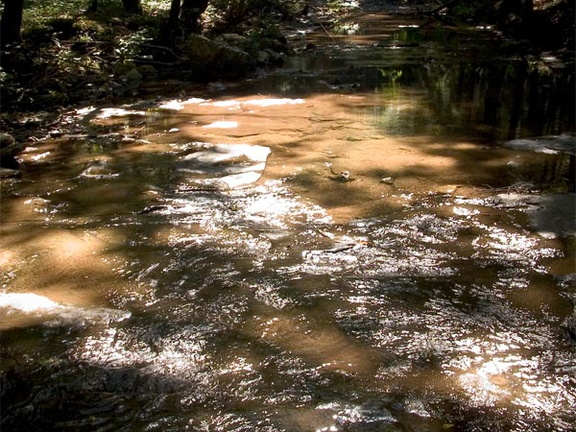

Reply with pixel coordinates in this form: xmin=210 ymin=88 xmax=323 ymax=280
xmin=1 ymin=10 xmax=576 ymax=432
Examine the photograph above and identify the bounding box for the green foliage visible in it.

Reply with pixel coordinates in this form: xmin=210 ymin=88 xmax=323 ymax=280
xmin=379 ymin=68 xmax=403 ymax=98
xmin=326 ymin=0 xmax=360 ymax=14
xmin=206 ymin=0 xmax=307 ymax=29
xmin=23 ymin=0 xmax=87 ymax=26
xmin=1 ymin=0 xmax=306 ymax=113
xmin=439 ymin=0 xmax=494 ymax=22
xmin=380 ymin=69 xmax=403 ymax=84
xmin=2 ymin=0 xmax=159 ymax=111
xmin=115 ymin=28 xmax=154 ymax=59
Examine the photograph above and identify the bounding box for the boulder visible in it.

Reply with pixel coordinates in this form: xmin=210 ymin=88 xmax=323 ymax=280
xmin=0 ymin=133 xmax=26 ymax=169
xmin=504 ymin=133 xmax=575 ymax=191
xmin=176 ymin=143 xmax=271 ymax=189
xmin=0 ymin=167 xmax=21 ymax=178
xmin=183 ymin=35 xmax=256 ymax=78
xmin=504 ymin=133 xmax=576 ymax=156
xmin=215 ymin=33 xmax=250 ymax=49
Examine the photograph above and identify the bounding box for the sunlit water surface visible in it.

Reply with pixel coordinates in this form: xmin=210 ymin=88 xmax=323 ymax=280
xmin=1 ymin=12 xmax=575 ymax=432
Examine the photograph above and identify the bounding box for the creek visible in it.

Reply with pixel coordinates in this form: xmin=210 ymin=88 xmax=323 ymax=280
xmin=1 ymin=10 xmax=575 ymax=432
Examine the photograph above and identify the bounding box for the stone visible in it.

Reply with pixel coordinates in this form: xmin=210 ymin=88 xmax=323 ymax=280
xmin=257 ymin=50 xmax=271 ymax=64
xmin=177 ymin=143 xmax=271 ymax=189
xmin=381 ymin=177 xmax=394 ymax=185
xmin=0 ymin=167 xmax=20 ymax=178
xmin=496 ymin=193 xmax=576 ymax=239
xmin=80 ymin=161 xmax=119 ymax=179
xmin=183 ymin=35 xmax=256 ymax=78
xmin=216 ymin=33 xmax=250 ymax=48
xmin=0 ymin=133 xmax=26 ymax=169
xmin=124 ymin=68 xmax=143 ymax=82
xmin=184 ymin=34 xmax=219 ymax=62
xmin=504 ymin=133 xmax=576 ymax=156
xmin=435 ymin=185 xmax=460 ymax=195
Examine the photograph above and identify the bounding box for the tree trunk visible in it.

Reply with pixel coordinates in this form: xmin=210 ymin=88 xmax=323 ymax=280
xmin=523 ymin=0 xmax=534 ymax=18
xmin=521 ymin=0 xmax=534 ymax=31
xmin=167 ymin=0 xmax=182 ymax=42
xmin=87 ymin=0 xmax=98 ymax=12
xmin=507 ymin=62 xmax=528 ymax=140
xmin=0 ymin=0 xmax=25 ymax=47
xmin=181 ymin=0 xmax=209 ymax=33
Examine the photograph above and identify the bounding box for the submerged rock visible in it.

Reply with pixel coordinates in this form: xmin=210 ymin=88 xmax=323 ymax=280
xmin=177 ymin=143 xmax=271 ymax=189
xmin=496 ymin=193 xmax=576 ymax=238
xmin=504 ymin=133 xmax=576 ymax=156
xmin=0 ymin=133 xmax=26 ymax=169
xmin=80 ymin=160 xmax=120 ymax=179
xmin=504 ymin=133 xmax=576 ymax=191
xmin=0 ymin=167 xmax=21 ymax=178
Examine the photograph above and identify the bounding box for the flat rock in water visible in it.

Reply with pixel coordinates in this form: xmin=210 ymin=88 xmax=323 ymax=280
xmin=80 ymin=161 xmax=120 ymax=179
xmin=0 ymin=133 xmax=26 ymax=157
xmin=0 ymin=168 xmax=20 ymax=178
xmin=497 ymin=193 xmax=576 ymax=238
xmin=177 ymin=143 xmax=271 ymax=189
xmin=504 ymin=133 xmax=576 ymax=156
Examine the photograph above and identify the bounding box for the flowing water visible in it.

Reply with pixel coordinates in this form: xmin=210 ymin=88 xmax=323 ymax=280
xmin=1 ymin=10 xmax=576 ymax=432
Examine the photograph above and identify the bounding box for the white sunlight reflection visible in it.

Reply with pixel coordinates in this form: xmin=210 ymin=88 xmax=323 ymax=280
xmin=202 ymin=121 xmax=239 ymax=128
xmin=0 ymin=293 xmax=60 ymax=313
xmin=458 ymin=357 xmax=513 ymax=405
xmin=451 ymin=340 xmax=573 ymax=424
xmin=201 ymin=98 xmax=305 ymax=109
xmin=158 ymin=97 xmax=305 ymax=111
xmin=243 ymin=98 xmax=305 ymax=107
xmin=96 ymin=108 xmax=146 ymax=118
xmin=159 ymin=98 xmax=206 ymax=110
xmin=77 ymin=327 xmax=207 ymax=381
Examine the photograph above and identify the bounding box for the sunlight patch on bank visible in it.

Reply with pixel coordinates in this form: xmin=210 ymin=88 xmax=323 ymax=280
xmin=196 ymin=98 xmax=306 ymax=110
xmin=158 ymin=97 xmax=206 ymax=110
xmin=243 ymin=98 xmax=305 ymax=107
xmin=202 ymin=120 xmax=239 ymax=129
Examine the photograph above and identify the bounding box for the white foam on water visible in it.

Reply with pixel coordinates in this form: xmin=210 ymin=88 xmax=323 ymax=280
xmin=0 ymin=293 xmax=131 ymax=328
xmin=0 ymin=293 xmax=60 ymax=313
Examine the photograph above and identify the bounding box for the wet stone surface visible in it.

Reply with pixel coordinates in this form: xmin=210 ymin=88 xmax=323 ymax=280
xmin=1 ymin=11 xmax=575 ymax=432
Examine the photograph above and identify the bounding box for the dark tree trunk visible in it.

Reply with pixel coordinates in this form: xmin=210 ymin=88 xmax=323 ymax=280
xmin=521 ymin=0 xmax=534 ymax=30
xmin=121 ymin=0 xmax=142 ymax=14
xmin=87 ymin=0 xmax=98 ymax=12
xmin=180 ymin=0 xmax=209 ymax=33
xmin=523 ymin=0 xmax=534 ymax=18
xmin=507 ymin=62 xmax=528 ymax=140
xmin=0 ymin=0 xmax=25 ymax=47
xmin=167 ymin=0 xmax=182 ymax=42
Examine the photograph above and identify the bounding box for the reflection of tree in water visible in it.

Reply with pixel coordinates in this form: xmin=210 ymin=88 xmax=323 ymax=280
xmin=374 ymin=60 xmax=574 ymax=141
